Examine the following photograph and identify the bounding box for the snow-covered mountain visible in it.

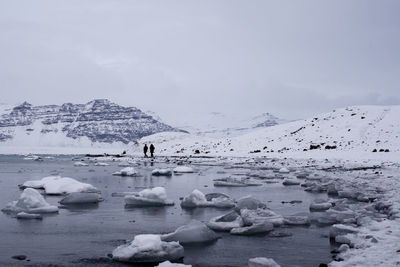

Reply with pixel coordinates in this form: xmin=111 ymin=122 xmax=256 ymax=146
xmin=176 ymin=111 xmax=286 ymax=137
xmin=0 ymin=99 xmax=184 ymax=149
xmin=138 ymin=105 xmax=400 ymax=159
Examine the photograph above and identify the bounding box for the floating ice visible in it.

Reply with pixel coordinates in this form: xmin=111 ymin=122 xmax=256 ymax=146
xmin=59 ymin=192 xmax=103 ymax=205
xmin=230 ymin=221 xmax=274 ymax=235
xmin=152 ymin=169 xmax=173 ymax=176
xmin=2 ymin=188 xmax=58 ymax=214
xmin=248 ymin=257 xmax=281 ymax=267
xmin=310 ymin=199 xmax=332 ymax=211
xmin=161 ymin=220 xmax=219 ymax=244
xmin=156 ymin=261 xmax=191 ymax=267
xmin=118 ymin=161 xmax=132 ymax=167
xmin=180 ymin=189 xmax=234 ymax=209
xmin=214 ymin=177 xmax=262 ymax=187
xmin=240 ymin=208 xmax=284 ymax=227
xmin=74 ymin=162 xmax=88 ymax=167
xmin=283 ymin=214 xmax=310 ymax=225
xmin=21 ymin=176 xmax=99 ymax=195
xmin=236 ymin=196 xmax=266 ymax=210
xmin=278 ymin=167 xmax=290 ymax=173
xmin=207 ymin=211 xmax=244 ymax=231
xmin=113 ymin=167 xmax=137 ymax=176
xmin=173 ymin=166 xmax=194 ymax=173
xmin=282 ymin=179 xmax=300 ymax=186
xmin=94 ymin=162 xmax=109 ymax=166
xmin=16 ymin=212 xmax=42 ymax=220
xmin=111 ymin=234 xmax=184 ymax=263
xmin=125 ymin=187 xmax=174 ymax=207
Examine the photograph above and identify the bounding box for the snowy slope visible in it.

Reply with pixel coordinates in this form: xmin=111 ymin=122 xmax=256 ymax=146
xmin=174 ymin=111 xmax=285 ymax=138
xmin=138 ymin=105 xmax=400 ymax=160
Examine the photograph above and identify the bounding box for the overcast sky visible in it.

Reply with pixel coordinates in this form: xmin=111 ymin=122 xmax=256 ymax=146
xmin=0 ymin=0 xmax=399 ymax=125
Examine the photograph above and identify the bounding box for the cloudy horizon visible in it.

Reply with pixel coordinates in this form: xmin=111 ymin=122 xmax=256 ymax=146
xmin=1 ymin=0 xmax=399 ymax=125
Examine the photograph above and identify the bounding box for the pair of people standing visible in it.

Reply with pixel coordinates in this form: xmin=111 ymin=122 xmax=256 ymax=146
xmin=143 ymin=144 xmax=155 ymax=158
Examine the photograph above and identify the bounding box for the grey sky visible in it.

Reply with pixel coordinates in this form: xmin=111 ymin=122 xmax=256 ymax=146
xmin=0 ymin=0 xmax=399 ymax=125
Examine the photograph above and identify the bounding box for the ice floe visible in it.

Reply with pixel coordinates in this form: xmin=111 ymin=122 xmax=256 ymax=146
xmin=152 ymin=169 xmax=173 ymax=176
xmin=248 ymin=257 xmax=281 ymax=267
xmin=74 ymin=161 xmax=88 ymax=167
xmin=161 ymin=220 xmax=219 ymax=244
xmin=113 ymin=167 xmax=137 ymax=176
xmin=156 ymin=261 xmax=191 ymax=267
xmin=207 ymin=211 xmax=244 ymax=231
xmin=21 ymin=176 xmax=99 ymax=195
xmin=111 ymin=234 xmax=184 ymax=263
xmin=125 ymin=187 xmax=174 ymax=207
xmin=173 ymin=166 xmax=194 ymax=173
xmin=59 ymin=192 xmax=103 ymax=205
xmin=2 ymin=188 xmax=58 ymax=214
xmin=180 ymin=189 xmax=234 ymax=209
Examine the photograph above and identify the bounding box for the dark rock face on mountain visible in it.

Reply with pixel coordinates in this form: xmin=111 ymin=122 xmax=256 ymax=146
xmin=0 ymin=99 xmax=184 ymax=144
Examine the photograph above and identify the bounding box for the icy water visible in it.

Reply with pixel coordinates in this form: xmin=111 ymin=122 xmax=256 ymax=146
xmin=0 ymin=155 xmax=333 ymax=267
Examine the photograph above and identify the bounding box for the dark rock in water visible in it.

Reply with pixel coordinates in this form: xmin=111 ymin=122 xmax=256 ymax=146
xmin=310 ymin=144 xmax=321 ymax=150
xmin=12 ymin=255 xmax=27 ymax=260
xmin=319 ymin=264 xmax=328 ymax=267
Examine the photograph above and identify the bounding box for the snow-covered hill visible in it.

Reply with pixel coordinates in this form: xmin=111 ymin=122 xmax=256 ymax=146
xmin=175 ymin=111 xmax=285 ymax=138
xmin=138 ymin=105 xmax=400 ymax=159
xmin=0 ymin=99 xmax=184 ymax=153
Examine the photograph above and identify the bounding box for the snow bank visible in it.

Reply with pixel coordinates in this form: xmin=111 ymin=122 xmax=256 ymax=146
xmin=180 ymin=189 xmax=234 ymax=209
xmin=2 ymin=188 xmax=58 ymax=214
xmin=125 ymin=187 xmax=174 ymax=206
xmin=112 ymin=234 xmax=184 ymax=263
xmin=161 ymin=220 xmax=219 ymax=244
xmin=21 ymin=176 xmax=99 ymax=195
xmin=113 ymin=167 xmax=137 ymax=176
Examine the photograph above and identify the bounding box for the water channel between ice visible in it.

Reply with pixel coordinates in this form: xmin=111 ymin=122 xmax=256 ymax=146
xmin=0 ymin=155 xmax=334 ymax=267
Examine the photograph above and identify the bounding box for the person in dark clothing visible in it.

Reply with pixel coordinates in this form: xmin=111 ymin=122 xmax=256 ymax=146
xmin=143 ymin=144 xmax=148 ymax=157
xmin=149 ymin=144 xmax=155 ymax=158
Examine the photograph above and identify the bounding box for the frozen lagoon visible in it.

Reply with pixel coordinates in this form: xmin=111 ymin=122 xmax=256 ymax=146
xmin=0 ymin=155 xmax=334 ymax=266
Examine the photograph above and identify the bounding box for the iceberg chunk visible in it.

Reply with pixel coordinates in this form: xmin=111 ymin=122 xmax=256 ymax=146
xmin=236 ymin=196 xmax=267 ymax=210
xmin=152 ymin=169 xmax=173 ymax=176
xmin=240 ymin=208 xmax=284 ymax=227
xmin=173 ymin=166 xmax=194 ymax=173
xmin=59 ymin=192 xmax=103 ymax=205
xmin=230 ymin=221 xmax=274 ymax=235
xmin=112 ymin=234 xmax=184 ymax=263
xmin=156 ymin=261 xmax=191 ymax=267
xmin=248 ymin=257 xmax=281 ymax=267
xmin=21 ymin=176 xmax=99 ymax=195
xmin=125 ymin=187 xmax=174 ymax=207
xmin=310 ymin=199 xmax=332 ymax=211
xmin=74 ymin=162 xmax=88 ymax=167
xmin=161 ymin=220 xmax=219 ymax=244
xmin=113 ymin=167 xmax=137 ymax=176
xmin=2 ymin=188 xmax=58 ymax=214
xmin=207 ymin=211 xmax=244 ymax=231
xmin=16 ymin=212 xmax=42 ymax=220
xmin=180 ymin=189 xmax=234 ymax=209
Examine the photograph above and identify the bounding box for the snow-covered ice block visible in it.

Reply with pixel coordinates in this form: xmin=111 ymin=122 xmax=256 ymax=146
xmin=180 ymin=189 xmax=234 ymax=209
xmin=230 ymin=221 xmax=274 ymax=235
xmin=236 ymin=196 xmax=267 ymax=210
xmin=278 ymin=167 xmax=290 ymax=173
xmin=156 ymin=261 xmax=191 ymax=267
xmin=125 ymin=187 xmax=174 ymax=207
xmin=152 ymin=169 xmax=173 ymax=176
xmin=173 ymin=166 xmax=194 ymax=173
xmin=21 ymin=176 xmax=99 ymax=195
xmin=74 ymin=162 xmax=88 ymax=167
xmin=94 ymin=162 xmax=109 ymax=166
xmin=112 ymin=234 xmax=184 ymax=263
xmin=161 ymin=220 xmax=219 ymax=244
xmin=16 ymin=212 xmax=42 ymax=220
xmin=240 ymin=208 xmax=284 ymax=227
xmin=59 ymin=192 xmax=103 ymax=205
xmin=282 ymin=179 xmax=300 ymax=186
xmin=207 ymin=211 xmax=244 ymax=231
xmin=329 ymin=224 xmax=358 ymax=239
xmin=113 ymin=167 xmax=137 ymax=176
xmin=118 ymin=161 xmax=133 ymax=167
xmin=214 ymin=177 xmax=262 ymax=187
xmin=248 ymin=257 xmax=281 ymax=267
xmin=283 ymin=214 xmax=310 ymax=225
xmin=310 ymin=200 xmax=332 ymax=211
xmin=2 ymin=188 xmax=58 ymax=214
